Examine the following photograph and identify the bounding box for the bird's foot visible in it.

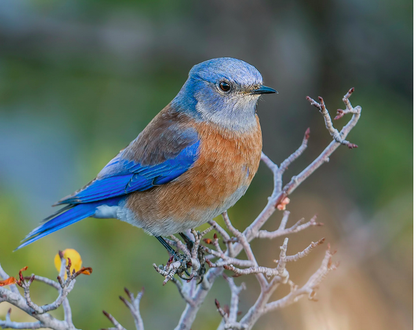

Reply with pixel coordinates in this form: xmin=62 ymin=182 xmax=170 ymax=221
xmin=154 ymin=229 xmax=213 ymax=285
xmin=176 ymin=244 xmax=207 ymax=283
xmin=153 ymin=252 xmax=205 ymax=285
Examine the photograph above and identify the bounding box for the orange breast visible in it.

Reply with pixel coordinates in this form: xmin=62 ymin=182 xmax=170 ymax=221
xmin=125 ymin=117 xmax=262 ymax=234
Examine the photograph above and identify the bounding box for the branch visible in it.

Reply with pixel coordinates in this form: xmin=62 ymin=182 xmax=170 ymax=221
xmin=0 ymin=254 xmax=92 ymax=330
xmin=223 ymin=275 xmax=245 ymax=324
xmin=102 ymin=288 xmax=145 ymax=330
xmin=221 ymin=238 xmax=324 ymax=279
xmin=102 ymin=311 xmax=126 ymax=330
xmin=222 ymin=212 xmax=268 ymax=289
xmin=257 ymin=214 xmax=322 ymax=239
xmin=263 ymin=246 xmax=337 ymax=313
xmin=284 ymin=88 xmax=361 ymax=196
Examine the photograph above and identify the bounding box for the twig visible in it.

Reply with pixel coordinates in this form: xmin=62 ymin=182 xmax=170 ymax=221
xmin=284 ymin=238 xmax=326 ymax=263
xmin=120 ymin=288 xmax=145 ymax=330
xmin=222 ymin=212 xmax=268 ymax=289
xmin=102 ymin=311 xmax=126 ymax=330
xmin=257 ymin=214 xmax=322 ymax=239
xmin=171 ymin=278 xmax=195 ymax=306
xmin=263 ymin=247 xmax=337 ymax=313
xmin=223 ymin=275 xmax=245 ymax=324
xmin=277 ymin=127 xmax=310 ymax=180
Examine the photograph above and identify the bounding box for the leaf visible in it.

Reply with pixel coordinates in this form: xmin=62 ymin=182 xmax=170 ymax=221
xmin=0 ymin=277 xmax=16 ymax=286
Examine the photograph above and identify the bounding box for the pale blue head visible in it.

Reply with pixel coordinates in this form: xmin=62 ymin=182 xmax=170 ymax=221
xmin=172 ymin=57 xmax=276 ymax=132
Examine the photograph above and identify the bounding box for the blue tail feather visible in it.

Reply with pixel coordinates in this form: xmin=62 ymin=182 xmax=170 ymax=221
xmin=15 ymin=197 xmax=122 ymax=251
xmin=15 ymin=204 xmax=97 ymax=251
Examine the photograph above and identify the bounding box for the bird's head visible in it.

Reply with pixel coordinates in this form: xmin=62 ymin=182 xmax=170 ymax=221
xmin=172 ymin=57 xmax=276 ymax=132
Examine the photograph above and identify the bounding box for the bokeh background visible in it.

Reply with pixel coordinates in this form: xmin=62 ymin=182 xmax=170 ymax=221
xmin=0 ymin=0 xmax=412 ymax=329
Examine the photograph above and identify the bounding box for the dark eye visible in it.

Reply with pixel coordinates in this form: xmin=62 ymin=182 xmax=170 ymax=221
xmin=219 ymin=81 xmax=231 ymax=92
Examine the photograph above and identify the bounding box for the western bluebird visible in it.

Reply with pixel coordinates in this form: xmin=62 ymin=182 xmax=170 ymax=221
xmin=17 ymin=57 xmax=276 ymax=252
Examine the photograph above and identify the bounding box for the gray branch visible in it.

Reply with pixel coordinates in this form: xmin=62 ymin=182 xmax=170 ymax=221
xmin=0 ymin=257 xmax=82 ymax=330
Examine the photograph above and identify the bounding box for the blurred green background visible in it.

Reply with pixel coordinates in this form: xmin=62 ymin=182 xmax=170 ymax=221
xmin=0 ymin=0 xmax=412 ymax=329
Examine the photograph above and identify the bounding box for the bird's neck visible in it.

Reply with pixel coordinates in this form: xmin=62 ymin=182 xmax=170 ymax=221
xmin=195 ymin=99 xmax=259 ymax=133
xmin=171 ymin=96 xmax=259 ymax=134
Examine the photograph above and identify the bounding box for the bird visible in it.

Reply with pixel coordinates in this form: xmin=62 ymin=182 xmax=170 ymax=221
xmin=16 ymin=57 xmax=277 ymax=253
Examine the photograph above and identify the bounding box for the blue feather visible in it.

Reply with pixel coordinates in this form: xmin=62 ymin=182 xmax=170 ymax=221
xmin=16 ymin=198 xmax=122 ymax=250
xmin=59 ymin=140 xmax=200 ymax=204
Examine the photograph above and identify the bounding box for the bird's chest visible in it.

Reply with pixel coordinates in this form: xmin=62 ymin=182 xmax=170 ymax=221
xmin=178 ymin=120 xmax=262 ymax=212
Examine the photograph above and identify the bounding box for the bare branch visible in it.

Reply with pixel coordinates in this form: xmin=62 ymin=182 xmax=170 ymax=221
xmin=334 ymin=88 xmax=361 ymax=120
xmin=205 ymin=253 xmax=254 ymax=268
xmin=263 ymin=247 xmax=337 ymax=313
xmin=277 ymin=127 xmax=310 ymax=179
xmin=120 ymin=288 xmax=145 ymax=330
xmin=283 ymin=238 xmax=326 ymax=263
xmin=276 ymin=238 xmax=289 ymax=279
xmin=174 ymin=267 xmax=224 ymax=330
xmin=171 ymin=278 xmax=195 ymax=306
xmin=222 ymin=212 xmax=268 ymax=289
xmin=257 ymin=214 xmax=322 ymax=239
xmin=102 ymin=310 xmax=126 ymax=330
xmin=282 ymin=88 xmax=361 ymax=197
xmin=306 ymin=90 xmax=357 ymax=148
xmin=169 ymin=235 xmax=191 ymax=259
xmin=223 ymin=275 xmax=245 ymax=324
xmin=208 ymin=220 xmax=231 ymax=243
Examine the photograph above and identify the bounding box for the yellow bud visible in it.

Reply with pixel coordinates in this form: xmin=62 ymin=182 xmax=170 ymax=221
xmin=54 ymin=249 xmax=83 ymax=278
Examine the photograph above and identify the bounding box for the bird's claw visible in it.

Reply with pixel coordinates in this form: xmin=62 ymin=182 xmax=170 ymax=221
xmin=155 ymin=244 xmax=206 ymax=284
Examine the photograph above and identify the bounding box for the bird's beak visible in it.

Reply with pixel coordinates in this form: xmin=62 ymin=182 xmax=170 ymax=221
xmin=251 ymin=85 xmax=277 ymax=95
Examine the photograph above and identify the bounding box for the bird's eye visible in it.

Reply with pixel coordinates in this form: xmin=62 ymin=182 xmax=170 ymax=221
xmin=219 ymin=81 xmax=231 ymax=92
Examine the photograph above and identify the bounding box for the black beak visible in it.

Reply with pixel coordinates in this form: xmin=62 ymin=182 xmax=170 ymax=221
xmin=251 ymin=85 xmax=277 ymax=95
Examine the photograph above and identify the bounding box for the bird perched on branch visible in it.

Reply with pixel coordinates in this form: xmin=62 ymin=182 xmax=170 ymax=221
xmin=17 ymin=57 xmax=276 ymax=253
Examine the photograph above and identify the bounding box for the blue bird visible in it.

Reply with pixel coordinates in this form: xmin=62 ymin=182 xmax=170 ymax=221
xmin=17 ymin=57 xmax=276 ymax=253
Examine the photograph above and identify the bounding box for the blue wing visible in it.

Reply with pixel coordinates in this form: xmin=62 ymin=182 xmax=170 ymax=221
xmin=58 ymin=139 xmax=200 ymax=204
